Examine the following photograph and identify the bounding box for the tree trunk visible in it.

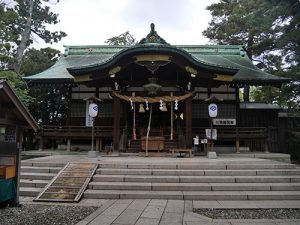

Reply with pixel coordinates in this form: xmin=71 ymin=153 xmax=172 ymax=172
xmin=14 ymin=0 xmax=33 ymax=74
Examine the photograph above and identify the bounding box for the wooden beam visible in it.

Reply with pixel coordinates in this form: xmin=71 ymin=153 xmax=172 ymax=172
xmin=113 ymin=97 xmax=121 ymax=150
xmin=185 ymin=97 xmax=192 ymax=148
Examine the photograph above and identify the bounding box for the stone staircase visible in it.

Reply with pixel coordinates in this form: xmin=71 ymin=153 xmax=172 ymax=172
xmin=20 ymin=159 xmax=300 ymax=200
xmin=127 ymin=139 xmax=178 ymax=152
xmin=20 ymin=162 xmax=64 ymax=197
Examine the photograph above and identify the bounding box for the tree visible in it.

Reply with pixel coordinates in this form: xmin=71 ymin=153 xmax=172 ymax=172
xmin=21 ymin=47 xmax=59 ymax=75
xmin=0 ymin=0 xmax=66 ymax=73
xmin=19 ymin=47 xmax=69 ymax=126
xmin=0 ymin=2 xmax=18 ymax=68
xmin=0 ymin=70 xmax=33 ymax=106
xmin=105 ymin=31 xmax=136 ymax=45
xmin=204 ymin=0 xmax=300 ymax=108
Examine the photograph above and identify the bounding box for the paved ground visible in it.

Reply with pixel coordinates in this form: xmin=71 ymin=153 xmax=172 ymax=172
xmin=20 ymin=153 xmax=300 ymax=224
xmin=20 ymin=197 xmax=300 ymax=225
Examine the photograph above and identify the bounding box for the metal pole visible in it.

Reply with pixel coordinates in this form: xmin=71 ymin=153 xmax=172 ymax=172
xmin=92 ymin=118 xmax=94 ymax=151
xmin=210 ymin=118 xmax=213 ymax=152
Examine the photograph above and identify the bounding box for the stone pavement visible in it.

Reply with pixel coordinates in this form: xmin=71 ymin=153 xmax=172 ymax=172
xmin=20 ymin=197 xmax=300 ymax=225
xmin=20 ymin=154 xmax=300 ymax=224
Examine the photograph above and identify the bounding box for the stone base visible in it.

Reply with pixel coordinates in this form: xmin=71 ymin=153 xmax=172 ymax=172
xmin=207 ymin=151 xmax=217 ymax=159
xmin=88 ymin=150 xmax=98 ymax=158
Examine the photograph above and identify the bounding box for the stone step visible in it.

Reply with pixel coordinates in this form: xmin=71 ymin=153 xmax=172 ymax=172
xmin=96 ymin=168 xmax=300 ymax=176
xmin=225 ymin=164 xmax=296 ymax=170
xmin=88 ymin=181 xmax=300 ymax=191
xmin=83 ymin=189 xmax=300 ymax=200
xmin=92 ymin=174 xmax=300 ymax=183
xmin=98 ymin=163 xmax=296 ymax=170
xmin=20 ymin=179 xmax=50 ymax=188
xmin=21 ymin=161 xmax=65 ymax=167
xmin=20 ymin=179 xmax=49 ymax=188
xmin=20 ymin=172 xmax=56 ymax=180
xmin=20 ymin=187 xmax=42 ymax=197
xmin=21 ymin=166 xmax=62 ymax=173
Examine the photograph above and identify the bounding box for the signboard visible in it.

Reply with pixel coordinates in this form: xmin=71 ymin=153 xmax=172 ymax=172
xmin=85 ymin=101 xmax=93 ymax=127
xmin=205 ymin=129 xmax=217 ymax=140
xmin=213 ymin=118 xmax=236 ymax=126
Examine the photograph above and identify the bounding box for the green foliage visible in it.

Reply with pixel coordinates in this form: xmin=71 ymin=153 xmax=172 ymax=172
xmin=0 ymin=3 xmax=18 ymax=68
xmin=21 ymin=47 xmax=59 ymax=75
xmin=19 ymin=47 xmax=68 ymax=126
xmin=105 ymin=31 xmax=136 ymax=45
xmin=28 ymin=85 xmax=69 ymax=125
xmin=14 ymin=0 xmax=67 ymax=44
xmin=0 ymin=70 xmax=33 ymax=107
xmin=0 ymin=0 xmax=66 ymax=72
xmin=204 ymin=0 xmax=300 ymax=111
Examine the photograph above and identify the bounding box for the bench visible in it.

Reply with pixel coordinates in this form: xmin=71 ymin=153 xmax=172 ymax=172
xmin=169 ymin=148 xmax=193 ymax=158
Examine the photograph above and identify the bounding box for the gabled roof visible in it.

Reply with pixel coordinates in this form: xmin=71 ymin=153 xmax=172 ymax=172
xmin=0 ymin=79 xmax=39 ymax=131
xmin=25 ymin=24 xmax=290 ymax=85
xmin=25 ymin=44 xmax=289 ymax=85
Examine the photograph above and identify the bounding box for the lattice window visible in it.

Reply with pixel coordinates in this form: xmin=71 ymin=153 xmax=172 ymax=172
xmin=217 ymin=104 xmax=236 ymax=118
xmin=71 ymin=101 xmax=85 ymax=117
xmin=4 ymin=126 xmax=16 ymax=142
xmin=98 ymin=103 xmax=114 ymax=118
xmin=192 ymin=103 xmax=208 ymax=118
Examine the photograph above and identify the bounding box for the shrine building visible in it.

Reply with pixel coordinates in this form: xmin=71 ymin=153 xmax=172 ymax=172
xmin=25 ymin=24 xmax=290 ymax=154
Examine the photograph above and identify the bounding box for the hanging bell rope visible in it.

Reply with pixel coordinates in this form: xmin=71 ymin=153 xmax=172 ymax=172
xmin=112 ymin=91 xmax=193 ymax=103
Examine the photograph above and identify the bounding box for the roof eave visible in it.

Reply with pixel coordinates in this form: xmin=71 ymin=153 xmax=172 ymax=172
xmin=0 ymin=80 xmax=39 ymax=131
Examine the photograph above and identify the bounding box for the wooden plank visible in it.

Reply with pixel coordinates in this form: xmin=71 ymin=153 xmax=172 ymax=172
xmin=34 ymin=163 xmax=98 ymax=202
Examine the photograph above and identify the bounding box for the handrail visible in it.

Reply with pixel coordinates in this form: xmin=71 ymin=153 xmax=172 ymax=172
xmin=192 ymin=127 xmax=267 ymax=139
xmin=41 ymin=125 xmax=114 ymax=137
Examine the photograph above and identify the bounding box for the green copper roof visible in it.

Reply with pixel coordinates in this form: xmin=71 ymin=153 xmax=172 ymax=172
xmin=25 ymin=44 xmax=290 ymax=84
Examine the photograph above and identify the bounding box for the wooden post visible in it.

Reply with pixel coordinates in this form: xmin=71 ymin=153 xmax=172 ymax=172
xmin=185 ymin=98 xmax=192 ymax=148
xmin=236 ymin=138 xmax=240 ymax=153
xmin=113 ymin=97 xmax=121 ymax=150
xmin=13 ymin=125 xmax=21 ymax=206
xmin=96 ymin=138 xmax=100 ymax=152
xmin=170 ymin=92 xmax=173 ymax=140
xmin=67 ymin=139 xmax=71 ymax=151
xmin=38 ymin=136 xmax=43 ymax=151
xmin=132 ymin=92 xmax=136 ymax=140
xmin=100 ymin=138 xmax=103 ymax=152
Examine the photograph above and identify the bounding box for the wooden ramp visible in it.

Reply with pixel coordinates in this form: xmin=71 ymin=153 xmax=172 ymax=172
xmin=34 ymin=163 xmax=98 ymax=202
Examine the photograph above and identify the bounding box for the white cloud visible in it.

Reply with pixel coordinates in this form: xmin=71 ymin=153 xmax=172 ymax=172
xmin=34 ymin=0 xmax=220 ymax=52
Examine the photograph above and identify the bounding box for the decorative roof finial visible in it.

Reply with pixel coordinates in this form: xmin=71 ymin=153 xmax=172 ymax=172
xmin=138 ymin=23 xmax=169 ymax=45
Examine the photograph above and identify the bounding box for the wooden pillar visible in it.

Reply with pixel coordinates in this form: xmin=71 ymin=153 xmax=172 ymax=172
xmin=113 ymin=97 xmax=121 ymax=150
xmin=14 ymin=125 xmax=21 ymax=206
xmin=235 ymin=138 xmax=240 ymax=153
xmin=96 ymin=138 xmax=100 ymax=152
xmin=170 ymin=92 xmax=173 ymax=140
xmin=185 ymin=98 xmax=192 ymax=148
xmin=67 ymin=139 xmax=71 ymax=151
xmin=38 ymin=136 xmax=43 ymax=151
xmin=100 ymin=138 xmax=103 ymax=152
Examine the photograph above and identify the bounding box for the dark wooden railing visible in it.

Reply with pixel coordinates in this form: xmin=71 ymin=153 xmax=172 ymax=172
xmin=193 ymin=126 xmax=268 ymax=152
xmin=39 ymin=125 xmax=274 ymax=151
xmin=41 ymin=125 xmax=113 ymax=138
xmin=192 ymin=127 xmax=267 ymax=140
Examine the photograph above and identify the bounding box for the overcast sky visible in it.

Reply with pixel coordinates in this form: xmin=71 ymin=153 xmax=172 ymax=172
xmin=36 ymin=0 xmax=220 ymax=52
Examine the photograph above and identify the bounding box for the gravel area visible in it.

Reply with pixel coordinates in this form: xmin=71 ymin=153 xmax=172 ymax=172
xmin=194 ymin=208 xmax=300 ymax=219
xmin=0 ymin=204 xmax=97 ymax=225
